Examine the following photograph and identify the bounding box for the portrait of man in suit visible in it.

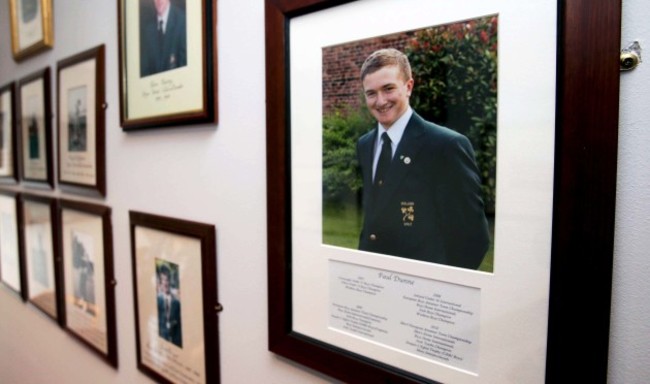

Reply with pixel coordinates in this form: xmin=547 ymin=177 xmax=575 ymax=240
xmin=139 ymin=0 xmax=187 ymax=78
xmin=156 ymin=261 xmax=183 ymax=348
xmin=356 ymin=48 xmax=490 ymax=269
xmin=71 ymin=231 xmax=96 ymax=316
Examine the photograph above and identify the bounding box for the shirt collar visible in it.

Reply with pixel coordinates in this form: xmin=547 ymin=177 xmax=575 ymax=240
xmin=376 ymin=106 xmax=413 ymax=146
xmin=158 ymin=4 xmax=171 ymax=31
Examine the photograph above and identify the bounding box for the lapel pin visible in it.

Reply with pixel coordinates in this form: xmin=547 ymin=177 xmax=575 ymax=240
xmin=403 ymin=157 xmax=411 ymax=164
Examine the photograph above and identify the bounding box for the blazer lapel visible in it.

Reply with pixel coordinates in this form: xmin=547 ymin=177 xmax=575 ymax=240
xmin=370 ymin=114 xmax=427 ymax=215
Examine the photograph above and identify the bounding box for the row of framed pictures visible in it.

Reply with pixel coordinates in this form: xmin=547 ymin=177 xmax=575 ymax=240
xmin=8 ymin=0 xmax=218 ymax=131
xmin=0 ymin=191 xmax=221 ymax=384
xmin=0 ymin=45 xmax=105 ymax=196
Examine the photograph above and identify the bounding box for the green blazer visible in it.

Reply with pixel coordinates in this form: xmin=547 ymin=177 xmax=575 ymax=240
xmin=356 ymin=112 xmax=490 ymax=269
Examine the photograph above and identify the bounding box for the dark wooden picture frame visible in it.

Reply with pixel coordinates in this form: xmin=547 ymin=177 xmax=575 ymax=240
xmin=0 ymin=189 xmax=26 ymax=301
xmin=118 ymin=0 xmax=218 ymax=130
xmin=8 ymin=0 xmax=54 ymax=61
xmin=59 ymin=199 xmax=117 ymax=368
xmin=130 ymin=211 xmax=220 ymax=384
xmin=0 ymin=82 xmax=20 ymax=184
xmin=265 ymin=0 xmax=621 ymax=383
xmin=56 ymin=45 xmax=107 ymax=197
xmin=17 ymin=67 xmax=54 ymax=189
xmin=19 ymin=193 xmax=63 ymax=325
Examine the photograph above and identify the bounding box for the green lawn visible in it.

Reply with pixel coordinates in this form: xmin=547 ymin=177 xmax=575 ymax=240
xmin=323 ymin=202 xmax=494 ymax=272
xmin=322 ymin=203 xmax=362 ymax=249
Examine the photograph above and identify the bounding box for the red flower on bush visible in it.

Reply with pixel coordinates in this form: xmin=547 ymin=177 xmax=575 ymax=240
xmin=480 ymin=30 xmax=489 ymax=44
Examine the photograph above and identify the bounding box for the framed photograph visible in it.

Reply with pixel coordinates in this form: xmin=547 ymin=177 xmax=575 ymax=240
xmin=60 ymin=199 xmax=117 ymax=367
xmin=118 ymin=0 xmax=218 ymax=130
xmin=57 ymin=45 xmax=106 ymax=196
xmin=130 ymin=211 xmax=220 ymax=384
xmin=18 ymin=68 xmax=54 ymax=188
xmin=19 ymin=194 xmax=62 ymax=324
xmin=0 ymin=82 xmax=19 ymax=183
xmin=265 ymin=0 xmax=620 ymax=383
xmin=8 ymin=0 xmax=54 ymax=61
xmin=0 ymin=190 xmax=26 ymax=300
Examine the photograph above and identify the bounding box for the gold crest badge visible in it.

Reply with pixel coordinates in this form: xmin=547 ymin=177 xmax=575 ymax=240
xmin=401 ymin=202 xmax=415 ymax=226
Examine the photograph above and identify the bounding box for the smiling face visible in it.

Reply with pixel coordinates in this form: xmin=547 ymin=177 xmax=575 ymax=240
xmin=362 ymin=65 xmax=414 ymax=129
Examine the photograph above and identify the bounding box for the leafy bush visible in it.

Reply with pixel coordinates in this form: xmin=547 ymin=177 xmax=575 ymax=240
xmin=405 ymin=16 xmax=498 ymax=213
xmin=322 ymin=107 xmax=374 ymax=204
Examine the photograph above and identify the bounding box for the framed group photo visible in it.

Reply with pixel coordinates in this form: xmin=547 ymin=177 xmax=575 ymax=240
xmin=0 ymin=190 xmax=25 ymax=300
xmin=57 ymin=45 xmax=107 ymax=196
xmin=130 ymin=211 xmax=220 ymax=384
xmin=59 ymin=199 xmax=117 ymax=367
xmin=18 ymin=68 xmax=54 ymax=188
xmin=8 ymin=0 xmax=54 ymax=61
xmin=118 ymin=0 xmax=218 ymax=130
xmin=0 ymin=82 xmax=19 ymax=183
xmin=19 ymin=194 xmax=62 ymax=324
xmin=266 ymin=0 xmax=620 ymax=383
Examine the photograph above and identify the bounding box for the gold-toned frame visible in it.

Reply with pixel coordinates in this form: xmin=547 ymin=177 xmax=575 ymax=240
xmin=9 ymin=0 xmax=54 ymax=61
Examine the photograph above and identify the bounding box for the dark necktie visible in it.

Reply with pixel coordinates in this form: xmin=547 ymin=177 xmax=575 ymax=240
xmin=157 ymin=20 xmax=165 ymax=70
xmin=374 ymin=132 xmax=392 ymax=187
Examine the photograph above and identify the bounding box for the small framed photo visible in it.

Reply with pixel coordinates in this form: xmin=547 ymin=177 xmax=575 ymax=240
xmin=0 ymin=190 xmax=26 ymax=300
xmin=8 ymin=0 xmax=54 ymax=61
xmin=57 ymin=45 xmax=106 ymax=196
xmin=18 ymin=68 xmax=54 ymax=188
xmin=60 ymin=199 xmax=117 ymax=367
xmin=118 ymin=0 xmax=218 ymax=130
xmin=19 ymin=193 xmax=62 ymax=324
xmin=0 ymin=82 xmax=20 ymax=183
xmin=130 ymin=211 xmax=220 ymax=384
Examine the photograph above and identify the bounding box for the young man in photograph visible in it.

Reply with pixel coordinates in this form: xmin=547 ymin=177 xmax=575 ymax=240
xmin=356 ymin=48 xmax=490 ymax=269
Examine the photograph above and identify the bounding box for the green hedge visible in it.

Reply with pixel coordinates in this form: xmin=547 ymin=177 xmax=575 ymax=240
xmin=406 ymin=16 xmax=498 ymax=213
xmin=322 ymin=106 xmax=372 ymax=204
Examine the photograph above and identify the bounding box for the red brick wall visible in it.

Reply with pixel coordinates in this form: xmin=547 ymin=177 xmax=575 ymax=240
xmin=322 ymin=32 xmax=414 ymax=115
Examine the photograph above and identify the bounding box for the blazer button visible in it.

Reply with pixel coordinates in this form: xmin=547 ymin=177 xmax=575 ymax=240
xmin=369 ymin=234 xmax=377 ymax=241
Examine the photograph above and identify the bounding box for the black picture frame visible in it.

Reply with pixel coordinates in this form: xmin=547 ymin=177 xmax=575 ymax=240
xmin=130 ymin=211 xmax=220 ymax=384
xmin=0 ymin=82 xmax=20 ymax=184
xmin=17 ymin=67 xmax=54 ymax=189
xmin=265 ymin=0 xmax=621 ymax=383
xmin=18 ymin=193 xmax=63 ymax=325
xmin=59 ymin=199 xmax=118 ymax=368
xmin=0 ymin=189 xmax=26 ymax=301
xmin=117 ymin=0 xmax=218 ymax=130
xmin=56 ymin=45 xmax=107 ymax=197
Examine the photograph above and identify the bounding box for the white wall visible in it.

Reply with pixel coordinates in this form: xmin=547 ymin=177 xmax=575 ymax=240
xmin=0 ymin=0 xmax=647 ymax=383
xmin=0 ymin=0 xmax=332 ymax=383
xmin=608 ymin=0 xmax=650 ymax=383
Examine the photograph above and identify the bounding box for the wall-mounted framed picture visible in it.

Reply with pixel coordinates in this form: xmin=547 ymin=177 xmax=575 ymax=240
xmin=18 ymin=67 xmax=54 ymax=189
xmin=118 ymin=0 xmax=218 ymax=131
xmin=0 ymin=82 xmax=20 ymax=183
xmin=19 ymin=193 xmax=62 ymax=324
xmin=8 ymin=0 xmax=54 ymax=61
xmin=265 ymin=0 xmax=621 ymax=383
xmin=60 ymin=199 xmax=117 ymax=368
xmin=57 ymin=45 xmax=106 ymax=197
xmin=130 ymin=211 xmax=220 ymax=384
xmin=0 ymin=190 xmax=26 ymax=300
